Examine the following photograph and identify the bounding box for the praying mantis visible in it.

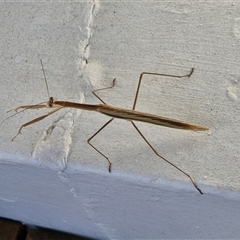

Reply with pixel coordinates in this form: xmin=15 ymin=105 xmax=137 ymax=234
xmin=1 ymin=60 xmax=208 ymax=194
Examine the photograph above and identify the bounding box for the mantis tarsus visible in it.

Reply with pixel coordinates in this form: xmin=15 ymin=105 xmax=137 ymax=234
xmin=2 ymin=60 xmax=208 ymax=194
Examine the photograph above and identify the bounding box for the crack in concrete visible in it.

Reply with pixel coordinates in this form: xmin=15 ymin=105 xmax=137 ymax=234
xmin=32 ymin=1 xmax=100 ymax=172
xmin=79 ymin=1 xmax=99 ymax=68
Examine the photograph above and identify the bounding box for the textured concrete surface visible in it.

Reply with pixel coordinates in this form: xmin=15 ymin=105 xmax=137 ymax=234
xmin=1 ymin=1 xmax=240 ymax=239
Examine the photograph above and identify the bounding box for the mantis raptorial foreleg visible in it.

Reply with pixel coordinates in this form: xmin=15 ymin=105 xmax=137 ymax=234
xmin=11 ymin=106 xmax=63 ymax=141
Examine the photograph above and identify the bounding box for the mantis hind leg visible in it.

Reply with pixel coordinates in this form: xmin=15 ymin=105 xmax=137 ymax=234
xmin=132 ymin=68 xmax=194 ymax=110
xmin=130 ymin=120 xmax=203 ymax=194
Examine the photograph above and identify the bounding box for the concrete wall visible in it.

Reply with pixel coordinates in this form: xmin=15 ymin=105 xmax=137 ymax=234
xmin=0 ymin=1 xmax=240 ymax=239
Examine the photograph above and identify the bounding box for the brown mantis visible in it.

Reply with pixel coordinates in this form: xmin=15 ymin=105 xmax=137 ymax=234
xmin=2 ymin=60 xmax=208 ymax=194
